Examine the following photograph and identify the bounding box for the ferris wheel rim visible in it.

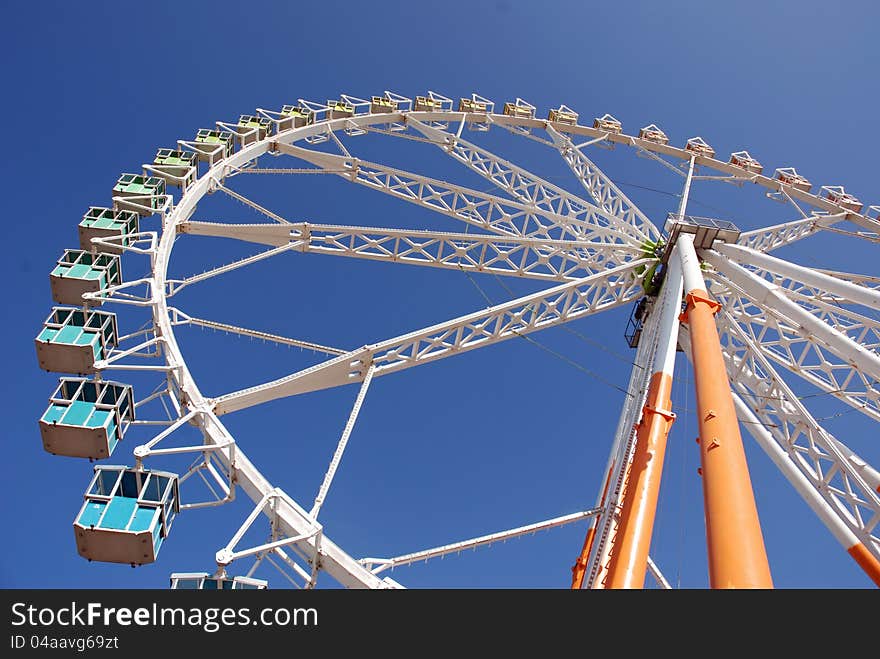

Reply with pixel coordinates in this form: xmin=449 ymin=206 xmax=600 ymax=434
xmin=94 ymin=99 xmax=878 ymax=588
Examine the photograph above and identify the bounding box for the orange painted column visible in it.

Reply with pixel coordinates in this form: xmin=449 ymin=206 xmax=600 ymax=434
xmin=602 ymin=247 xmax=683 ymax=588
xmin=680 ymin=236 xmax=773 ymax=587
xmin=848 ymin=544 xmax=880 ymax=587
xmin=571 ymin=465 xmax=613 ymax=589
xmin=604 ymin=372 xmax=676 ymax=588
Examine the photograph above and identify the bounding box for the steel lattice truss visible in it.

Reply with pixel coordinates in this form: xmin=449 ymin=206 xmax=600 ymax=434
xmin=180 ymin=220 xmax=638 ymax=281
xmin=212 ymin=259 xmax=648 ymax=414
xmin=42 ymin=92 xmax=880 ymax=589
xmin=275 ymin=143 xmax=638 ymax=252
xmin=705 ymin=262 xmax=880 ymax=423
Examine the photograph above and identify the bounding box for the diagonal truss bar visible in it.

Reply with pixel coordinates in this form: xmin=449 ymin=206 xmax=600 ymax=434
xmin=359 ymin=508 xmax=601 ymax=575
xmin=684 ymin=316 xmax=880 ymax=570
xmin=311 ymin=365 xmax=375 ymax=519
xmin=168 ymin=242 xmax=300 ymax=294
xmin=706 ymin=260 xmax=880 ymax=423
xmin=405 ymin=116 xmax=651 ymax=244
xmin=213 ymin=181 xmax=290 ymax=224
xmin=545 ymin=124 xmax=660 ymax=242
xmin=212 ymin=259 xmax=650 ymax=415
xmin=182 ymin=220 xmax=640 ymax=282
xmin=736 ymin=212 xmax=846 ymax=252
xmin=168 ymin=307 xmax=346 ymax=356
xmin=273 ymin=142 xmax=639 ymax=253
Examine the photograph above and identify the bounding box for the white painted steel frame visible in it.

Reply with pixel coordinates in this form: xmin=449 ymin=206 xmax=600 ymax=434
xmin=360 ymin=509 xmax=601 ymax=575
xmin=180 ymin=220 xmax=640 ymax=282
xmin=273 ymin=142 xmax=640 ymax=255
xmin=546 ymin=124 xmax=660 ymax=242
xmin=212 ymin=258 xmax=649 ymax=414
xmin=405 ymin=117 xmax=655 ymax=242
xmin=716 ymin=243 xmax=880 ymax=312
xmin=90 ymin=101 xmax=878 ymax=589
xmin=705 ymin=257 xmax=880 ymax=423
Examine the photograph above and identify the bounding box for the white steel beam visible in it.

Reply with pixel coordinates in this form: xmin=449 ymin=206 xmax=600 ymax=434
xmin=706 ymin=264 xmax=880 ymax=422
xmin=545 ymin=124 xmax=660 ymax=242
xmin=274 ymin=142 xmax=638 ymax=251
xmin=719 ymin=263 xmax=880 ymax=369
xmin=212 ymin=259 xmax=650 ymax=415
xmin=405 ymin=116 xmax=652 ymax=243
xmin=359 ymin=509 xmax=601 ymax=575
xmin=716 ymin=242 xmax=880 ymax=312
xmin=816 ymin=269 xmax=880 ymax=293
xmin=168 ymin=242 xmax=299 ymax=295
xmin=213 ymin=182 xmax=291 ymax=224
xmin=168 ymin=307 xmax=346 ymax=356
xmin=733 ymin=394 xmax=874 ymax=555
xmin=181 ymin=220 xmax=639 ymax=282
xmin=310 ymin=366 xmax=375 ymax=519
xmin=706 ymin=250 xmax=880 ymax=383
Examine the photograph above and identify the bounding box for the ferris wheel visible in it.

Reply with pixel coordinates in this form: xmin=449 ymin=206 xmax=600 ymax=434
xmin=36 ymin=91 xmax=880 ymax=589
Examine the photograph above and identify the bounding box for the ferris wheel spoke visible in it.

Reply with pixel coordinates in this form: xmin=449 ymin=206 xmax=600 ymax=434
xmin=706 ymin=253 xmax=880 ymax=422
xmin=166 ymin=242 xmax=300 ymax=296
xmin=545 ymin=124 xmax=660 ymax=242
xmin=212 ymin=259 xmax=649 ymax=415
xmin=358 ymin=508 xmax=601 ymax=575
xmin=736 ymin=212 xmax=847 ymax=252
xmin=213 ymin=181 xmax=290 ymax=225
xmin=273 ymin=141 xmax=638 ymax=247
xmin=720 ymin=304 xmax=880 ymax=423
xmin=403 ymin=116 xmax=649 ymax=243
xmin=716 ymin=257 xmax=880 ymax=355
xmin=709 ymin=278 xmax=880 ymax=423
xmin=167 ymin=307 xmax=347 ymax=356
xmin=716 ymin=243 xmax=880 ymax=312
xmin=310 ymin=365 xmax=375 ymax=519
xmin=181 ymin=220 xmax=639 ymax=281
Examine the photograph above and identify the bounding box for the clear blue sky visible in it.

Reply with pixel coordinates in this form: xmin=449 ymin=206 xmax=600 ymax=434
xmin=2 ymin=1 xmax=878 ymax=589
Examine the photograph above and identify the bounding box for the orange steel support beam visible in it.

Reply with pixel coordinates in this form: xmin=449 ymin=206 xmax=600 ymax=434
xmin=683 ymin=286 xmax=774 ymax=588
xmin=601 ymin=248 xmax=683 ymax=588
xmin=604 ymin=372 xmax=676 ymax=588
xmin=847 ymin=543 xmax=880 ymax=587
